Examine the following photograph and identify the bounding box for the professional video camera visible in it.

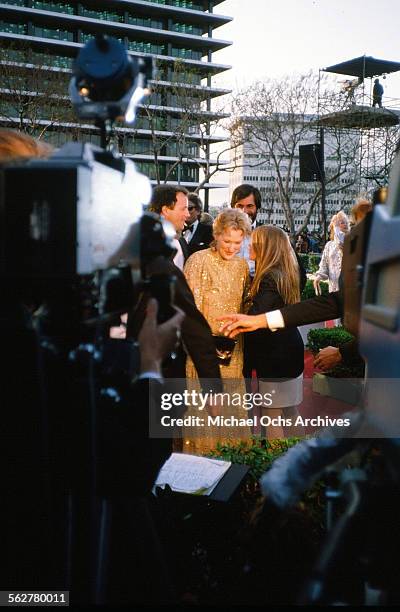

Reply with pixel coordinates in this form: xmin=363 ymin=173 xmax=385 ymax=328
xmin=1 ymin=36 xmax=178 ymax=604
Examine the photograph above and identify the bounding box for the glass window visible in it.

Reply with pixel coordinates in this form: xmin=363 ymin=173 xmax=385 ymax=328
xmin=171 ymin=22 xmax=203 ymax=36
xmin=0 ymin=20 xmax=26 ymax=34
xmin=32 ymin=52 xmax=73 ymax=69
xmin=32 ymin=25 xmax=74 ymax=41
xmin=79 ymin=7 xmax=122 ymax=22
xmin=171 ymin=47 xmax=202 ymax=60
xmin=127 ymin=40 xmax=166 ymax=55
xmin=144 ymin=0 xmax=203 ymax=10
xmin=31 ymin=1 xmax=74 ymax=14
xmin=126 ymin=15 xmax=163 ymax=29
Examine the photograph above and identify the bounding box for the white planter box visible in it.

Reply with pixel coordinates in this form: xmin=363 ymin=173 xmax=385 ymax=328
xmin=312 ymin=373 xmax=362 ymax=406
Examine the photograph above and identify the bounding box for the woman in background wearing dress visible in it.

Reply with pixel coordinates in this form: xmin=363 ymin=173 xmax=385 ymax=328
xmin=313 ymin=211 xmax=350 ymax=295
xmin=182 ymin=208 xmax=252 ymax=455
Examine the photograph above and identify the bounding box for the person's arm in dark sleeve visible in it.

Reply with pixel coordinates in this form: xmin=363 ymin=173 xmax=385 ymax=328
xmin=175 ymin=270 xmax=222 ymax=386
xmin=280 ymin=290 xmax=343 ymax=328
xmin=339 ymin=337 xmax=362 ymax=365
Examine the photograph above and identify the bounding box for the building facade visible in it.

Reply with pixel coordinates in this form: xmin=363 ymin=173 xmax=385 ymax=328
xmin=229 ymin=116 xmax=360 ymax=234
xmin=0 ymin=0 xmax=232 ymax=197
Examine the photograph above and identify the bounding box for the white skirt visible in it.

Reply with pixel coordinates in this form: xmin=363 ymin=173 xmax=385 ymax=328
xmin=259 ymin=373 xmax=303 ymax=409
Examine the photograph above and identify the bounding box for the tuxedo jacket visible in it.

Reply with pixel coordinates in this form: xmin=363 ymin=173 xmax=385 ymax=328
xmin=186 ymin=222 xmax=213 ymax=257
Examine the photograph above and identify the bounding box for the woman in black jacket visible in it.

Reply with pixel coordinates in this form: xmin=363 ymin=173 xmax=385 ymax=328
xmin=244 ymin=226 xmax=306 ymax=435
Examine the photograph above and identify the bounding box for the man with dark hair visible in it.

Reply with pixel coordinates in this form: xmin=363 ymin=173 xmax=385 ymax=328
xmin=183 ymin=192 xmax=213 ymax=256
xmin=148 ymin=185 xmax=190 ymax=270
xmin=231 ymin=184 xmax=262 ymax=275
xmin=231 ymin=183 xmax=262 ymax=224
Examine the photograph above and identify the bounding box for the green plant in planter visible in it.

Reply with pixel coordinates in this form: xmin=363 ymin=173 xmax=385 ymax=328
xmin=307 ymin=326 xmax=354 ymax=353
xmin=301 ymin=278 xmax=329 ymax=300
xmin=308 ymin=326 xmax=364 ymax=378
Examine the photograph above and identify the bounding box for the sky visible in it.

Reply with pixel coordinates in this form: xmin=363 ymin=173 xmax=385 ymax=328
xmin=208 ymin=0 xmax=400 ymax=205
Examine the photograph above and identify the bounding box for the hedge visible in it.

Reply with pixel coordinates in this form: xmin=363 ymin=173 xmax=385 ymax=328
xmin=307 ymin=326 xmax=354 ymax=353
xmin=307 ymin=326 xmax=364 ymax=377
xmin=301 ymin=278 xmax=329 ymax=301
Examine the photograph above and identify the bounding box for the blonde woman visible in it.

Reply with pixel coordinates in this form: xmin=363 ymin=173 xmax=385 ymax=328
xmin=313 ymin=210 xmax=349 ymax=294
xmin=183 ymin=208 xmax=252 ymax=454
xmin=244 ymin=226 xmax=306 ymax=436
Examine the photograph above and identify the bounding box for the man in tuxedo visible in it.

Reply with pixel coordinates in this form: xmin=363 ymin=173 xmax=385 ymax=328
xmin=183 ymin=193 xmax=213 ymax=256
xmin=148 ymin=184 xmax=190 ymax=270
xmin=231 ymin=184 xmax=262 ymax=275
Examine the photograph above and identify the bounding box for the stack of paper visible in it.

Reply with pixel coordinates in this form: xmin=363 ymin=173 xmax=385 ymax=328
xmin=154 ymin=453 xmax=231 ymax=496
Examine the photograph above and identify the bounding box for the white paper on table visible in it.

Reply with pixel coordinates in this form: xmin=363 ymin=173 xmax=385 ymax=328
xmin=154 ymin=453 xmax=231 ymax=495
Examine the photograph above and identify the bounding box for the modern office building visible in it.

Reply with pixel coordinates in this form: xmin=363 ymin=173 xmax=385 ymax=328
xmin=229 ymin=116 xmax=360 ymax=233
xmin=0 ymin=0 xmax=232 ymax=199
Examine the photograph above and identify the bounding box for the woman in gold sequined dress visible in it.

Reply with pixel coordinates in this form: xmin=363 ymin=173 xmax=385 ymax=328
xmin=182 ymin=209 xmax=252 ymax=455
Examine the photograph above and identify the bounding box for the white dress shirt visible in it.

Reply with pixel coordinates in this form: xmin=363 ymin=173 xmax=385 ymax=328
xmin=265 ymin=310 xmax=286 ymax=331
xmin=172 ymin=237 xmax=185 ymax=271
xmin=183 ymin=219 xmax=199 ymax=243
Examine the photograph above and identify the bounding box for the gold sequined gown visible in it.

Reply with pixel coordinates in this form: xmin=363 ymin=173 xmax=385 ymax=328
xmin=182 ymin=247 xmax=251 ymax=455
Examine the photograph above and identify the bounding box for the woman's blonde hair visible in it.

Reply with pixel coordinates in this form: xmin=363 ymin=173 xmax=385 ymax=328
xmin=250 ymin=225 xmax=300 ymax=305
xmin=328 ymin=210 xmax=349 ymax=240
xmin=351 ymin=198 xmax=372 ymax=224
xmin=0 ymin=129 xmax=52 ymax=163
xmin=212 ymin=208 xmax=252 ymax=240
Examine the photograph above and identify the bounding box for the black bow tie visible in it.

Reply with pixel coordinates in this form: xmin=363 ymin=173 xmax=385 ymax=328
xmin=184 ymin=223 xmax=194 ymax=232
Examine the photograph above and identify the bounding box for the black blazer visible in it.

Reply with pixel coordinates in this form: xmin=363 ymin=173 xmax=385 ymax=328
xmin=244 ymin=274 xmax=305 ymax=379
xmin=186 ymin=222 xmax=213 ymax=257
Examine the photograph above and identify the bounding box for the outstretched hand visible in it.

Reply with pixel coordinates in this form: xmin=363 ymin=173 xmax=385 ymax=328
xmin=217 ymin=313 xmax=268 ymax=338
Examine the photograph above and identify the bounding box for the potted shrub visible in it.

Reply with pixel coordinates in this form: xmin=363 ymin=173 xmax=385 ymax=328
xmin=308 ymin=327 xmax=364 ymax=405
